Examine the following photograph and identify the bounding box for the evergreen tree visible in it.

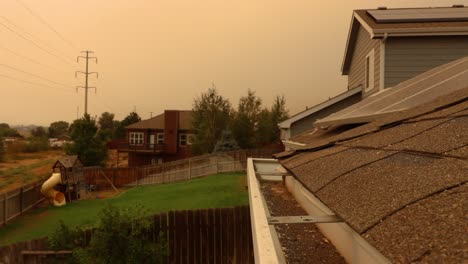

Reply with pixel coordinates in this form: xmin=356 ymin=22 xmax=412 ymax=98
xmin=115 ymin=112 xmax=141 ymax=138
xmin=65 ymin=114 xmax=107 ymax=166
xmin=213 ymin=130 xmax=240 ymax=153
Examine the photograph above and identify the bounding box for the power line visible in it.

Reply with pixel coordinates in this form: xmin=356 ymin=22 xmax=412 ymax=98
xmin=0 ymin=64 xmax=73 ymax=88
xmin=76 ymin=51 xmax=98 ymax=115
xmin=0 ymin=73 xmax=74 ymax=93
xmin=0 ymin=44 xmax=66 ymax=73
xmin=0 ymin=15 xmax=75 ymax=62
xmin=14 ymin=0 xmax=79 ymax=51
xmin=0 ymin=20 xmax=75 ymax=66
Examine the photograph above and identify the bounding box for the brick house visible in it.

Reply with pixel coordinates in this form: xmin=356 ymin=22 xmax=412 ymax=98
xmin=118 ymin=110 xmax=193 ymax=167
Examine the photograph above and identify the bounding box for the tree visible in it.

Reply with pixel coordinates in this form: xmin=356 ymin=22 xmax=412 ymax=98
xmin=213 ymin=130 xmax=240 ymax=153
xmin=231 ymin=89 xmax=262 ymax=149
xmin=115 ymin=112 xmax=141 ymax=139
xmin=98 ymin=112 xmax=116 ymax=142
xmin=65 ymin=114 xmax=107 ymax=166
xmin=99 ymin=112 xmax=115 ymax=130
xmin=49 ymin=204 xmax=168 ymax=263
xmin=48 ymin=121 xmax=69 ymax=138
xmin=31 ymin=126 xmax=47 ymax=138
xmin=256 ymin=95 xmax=289 ymax=145
xmin=191 ymin=86 xmax=232 ymax=154
xmin=0 ymin=123 xmax=21 ymax=138
xmin=269 ymin=95 xmax=289 ymax=141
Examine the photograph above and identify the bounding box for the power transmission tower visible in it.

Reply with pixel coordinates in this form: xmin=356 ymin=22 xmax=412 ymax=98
xmin=76 ymin=51 xmax=98 ymax=115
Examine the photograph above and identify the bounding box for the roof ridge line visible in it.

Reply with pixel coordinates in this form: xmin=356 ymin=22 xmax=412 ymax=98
xmin=360 ymin=181 xmax=468 ymax=235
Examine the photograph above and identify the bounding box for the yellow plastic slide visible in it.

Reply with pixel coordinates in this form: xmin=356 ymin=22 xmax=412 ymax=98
xmin=41 ymin=173 xmax=66 ymax=206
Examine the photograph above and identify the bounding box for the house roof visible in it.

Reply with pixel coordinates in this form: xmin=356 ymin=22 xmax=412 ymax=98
xmin=53 ymin=155 xmax=82 ymax=169
xmin=323 ymin=55 xmax=468 ymax=127
xmin=278 ymin=87 xmax=362 ymax=129
xmin=125 ymin=110 xmax=193 ymax=130
xmin=342 ymin=6 xmax=468 ymax=74
xmin=277 ymin=88 xmax=468 ymax=262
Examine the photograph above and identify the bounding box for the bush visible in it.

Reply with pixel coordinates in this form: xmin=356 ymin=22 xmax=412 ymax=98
xmin=49 ymin=204 xmax=168 ymax=264
xmin=24 ymin=137 xmax=49 ymax=153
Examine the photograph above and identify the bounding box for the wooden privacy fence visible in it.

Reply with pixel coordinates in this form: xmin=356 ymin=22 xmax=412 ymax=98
xmin=84 ymin=149 xmax=278 ymax=190
xmin=0 ymin=180 xmax=45 ymax=227
xmin=0 ymin=206 xmax=254 ymax=264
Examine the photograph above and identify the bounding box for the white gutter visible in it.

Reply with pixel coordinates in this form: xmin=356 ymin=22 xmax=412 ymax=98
xmin=248 ymin=158 xmax=391 ymax=264
xmin=247 ymin=158 xmax=285 ymax=263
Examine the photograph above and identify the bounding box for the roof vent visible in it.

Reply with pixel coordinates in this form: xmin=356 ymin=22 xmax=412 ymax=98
xmin=452 ymin=4 xmax=464 ymax=8
xmin=377 ymin=6 xmax=387 ymax=10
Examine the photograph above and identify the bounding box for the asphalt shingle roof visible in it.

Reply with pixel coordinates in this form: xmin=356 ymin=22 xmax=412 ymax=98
xmin=125 ymin=110 xmax=193 ymax=130
xmin=278 ymin=88 xmax=468 ymax=262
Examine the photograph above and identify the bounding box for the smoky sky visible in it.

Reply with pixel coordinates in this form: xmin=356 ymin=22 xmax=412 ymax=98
xmin=0 ymin=0 xmax=464 ymax=126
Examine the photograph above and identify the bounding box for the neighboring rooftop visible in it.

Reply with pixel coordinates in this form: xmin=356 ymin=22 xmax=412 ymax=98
xmin=53 ymin=155 xmax=82 ymax=169
xmin=278 ymin=87 xmax=362 ymax=129
xmin=125 ymin=110 xmax=193 ymax=130
xmin=277 ymin=88 xmax=468 ymax=262
xmin=342 ymin=6 xmax=468 ymax=74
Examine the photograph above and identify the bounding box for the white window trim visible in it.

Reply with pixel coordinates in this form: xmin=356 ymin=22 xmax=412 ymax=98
xmin=179 ymin=133 xmax=191 ymax=146
xmin=364 ymin=49 xmax=375 ymax=92
xmin=156 ymin=133 xmax=164 ymax=145
xmin=129 ymin=132 xmax=144 ymax=145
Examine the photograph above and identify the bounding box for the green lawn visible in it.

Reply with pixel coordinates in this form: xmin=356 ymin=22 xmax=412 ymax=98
xmin=0 ymin=173 xmax=248 ymax=245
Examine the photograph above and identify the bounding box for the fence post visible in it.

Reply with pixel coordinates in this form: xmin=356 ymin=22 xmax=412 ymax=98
xmin=188 ymin=158 xmax=192 ymax=179
xmin=19 ymin=186 xmax=24 ymax=215
xmin=216 ymin=154 xmax=219 ymax=174
xmin=2 ymin=193 xmax=7 ymax=226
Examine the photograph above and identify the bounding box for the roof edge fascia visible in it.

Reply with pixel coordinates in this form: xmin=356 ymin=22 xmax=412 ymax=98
xmin=278 ymin=87 xmax=362 ymax=129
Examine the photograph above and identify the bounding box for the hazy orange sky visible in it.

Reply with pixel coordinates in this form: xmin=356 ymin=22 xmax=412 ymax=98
xmin=1 ymin=0 xmax=465 ymax=126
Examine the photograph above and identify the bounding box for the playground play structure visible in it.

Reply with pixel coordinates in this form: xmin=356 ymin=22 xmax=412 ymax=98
xmin=40 ymin=156 xmax=84 ymax=206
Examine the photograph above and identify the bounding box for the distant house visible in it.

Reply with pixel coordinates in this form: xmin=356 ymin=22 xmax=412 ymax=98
xmin=118 ymin=110 xmax=193 ymax=167
xmin=343 ymin=6 xmax=468 ymax=97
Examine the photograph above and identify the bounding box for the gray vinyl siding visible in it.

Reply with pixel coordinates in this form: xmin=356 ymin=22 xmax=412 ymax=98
xmin=290 ymin=93 xmax=361 ymax=137
xmin=347 ymin=25 xmax=381 ymax=97
xmin=385 ymin=36 xmax=468 ymax=88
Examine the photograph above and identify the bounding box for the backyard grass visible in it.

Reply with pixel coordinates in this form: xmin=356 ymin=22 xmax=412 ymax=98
xmin=0 ymin=172 xmax=248 ymax=245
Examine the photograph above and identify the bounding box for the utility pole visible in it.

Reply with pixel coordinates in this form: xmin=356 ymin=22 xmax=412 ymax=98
xmin=76 ymin=51 xmax=98 ymax=115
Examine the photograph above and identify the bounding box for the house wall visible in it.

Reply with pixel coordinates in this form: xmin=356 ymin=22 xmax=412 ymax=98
xmin=128 ymin=145 xmax=192 ymax=167
xmin=385 ymin=36 xmax=468 ymax=88
xmin=347 ymin=26 xmax=381 ymax=97
xmin=290 ymin=92 xmax=361 ymax=137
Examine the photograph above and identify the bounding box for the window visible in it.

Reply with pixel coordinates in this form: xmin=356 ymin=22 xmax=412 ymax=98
xmin=179 ymin=133 xmax=192 ymax=146
xmin=129 ymin=132 xmax=144 ymax=145
xmin=157 ymin=133 xmax=164 ymax=145
xmin=364 ymin=49 xmax=375 ymax=92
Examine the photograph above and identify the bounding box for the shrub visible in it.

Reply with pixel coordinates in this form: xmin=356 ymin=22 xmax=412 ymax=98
xmin=49 ymin=203 xmax=168 ymax=263
xmin=24 ymin=137 xmax=49 ymax=153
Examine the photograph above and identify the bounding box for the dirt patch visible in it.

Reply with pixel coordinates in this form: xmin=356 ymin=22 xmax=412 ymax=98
xmin=261 ymin=181 xmax=346 ymax=264
xmin=0 ymin=150 xmax=63 ymax=193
